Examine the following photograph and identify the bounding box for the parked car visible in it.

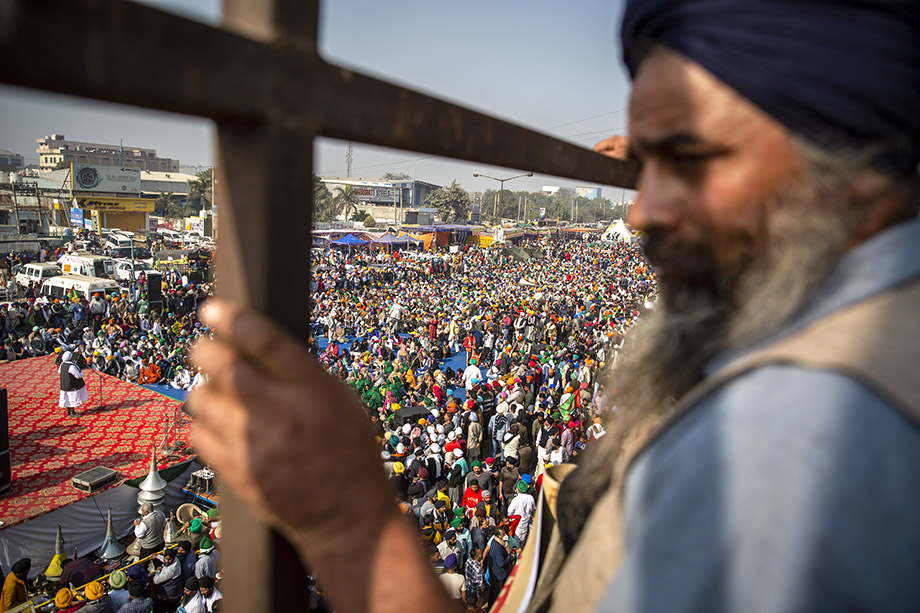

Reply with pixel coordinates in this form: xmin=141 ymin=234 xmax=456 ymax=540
xmin=113 ymin=260 xmax=157 ymax=282
xmin=15 ymin=262 xmax=63 ymax=289
xmin=108 ymin=246 xmax=153 ymax=266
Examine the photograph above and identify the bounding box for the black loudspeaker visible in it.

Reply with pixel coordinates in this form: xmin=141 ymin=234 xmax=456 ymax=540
xmin=0 ymin=450 xmax=9 ymax=498
xmin=146 ymin=272 xmax=163 ymax=306
xmin=0 ymin=388 xmax=9 ymax=497
xmin=0 ymin=388 xmax=7 ymax=451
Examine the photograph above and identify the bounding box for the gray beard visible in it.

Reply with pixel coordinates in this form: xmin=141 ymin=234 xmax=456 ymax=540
xmin=609 ymin=176 xmax=855 ymax=426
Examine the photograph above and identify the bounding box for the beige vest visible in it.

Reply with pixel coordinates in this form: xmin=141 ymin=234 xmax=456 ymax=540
xmin=507 ymin=278 xmax=920 ymax=613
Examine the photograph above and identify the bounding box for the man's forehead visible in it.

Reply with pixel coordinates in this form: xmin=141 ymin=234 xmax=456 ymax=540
xmin=628 ymin=48 xmax=771 ymax=153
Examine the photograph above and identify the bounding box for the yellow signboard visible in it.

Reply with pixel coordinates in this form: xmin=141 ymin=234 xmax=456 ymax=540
xmin=91 ymin=210 xmax=103 ymax=233
xmin=72 ymin=196 xmax=155 ymax=212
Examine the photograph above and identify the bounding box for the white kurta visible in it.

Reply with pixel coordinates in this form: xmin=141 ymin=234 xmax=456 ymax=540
xmin=507 ymin=492 xmax=536 ymax=543
xmin=59 ymin=363 xmax=89 ymax=408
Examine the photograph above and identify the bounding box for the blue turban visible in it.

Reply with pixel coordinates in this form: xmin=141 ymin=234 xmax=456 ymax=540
xmin=622 ymin=1 xmax=920 ymax=176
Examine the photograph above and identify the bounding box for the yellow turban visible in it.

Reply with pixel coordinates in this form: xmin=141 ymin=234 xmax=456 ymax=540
xmin=85 ymin=581 xmax=104 ymax=601
xmin=55 ymin=588 xmax=73 ymax=608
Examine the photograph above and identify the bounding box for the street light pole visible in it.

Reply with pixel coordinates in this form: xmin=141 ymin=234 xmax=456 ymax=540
xmin=472 ymin=172 xmax=533 ymax=223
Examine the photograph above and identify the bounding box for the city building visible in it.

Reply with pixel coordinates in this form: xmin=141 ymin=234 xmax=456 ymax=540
xmin=575 ymin=186 xmax=603 ymax=200
xmin=0 ymin=150 xmax=24 ymax=172
xmin=139 ymin=169 xmax=197 ymax=196
xmin=320 ymin=178 xmax=440 ymax=224
xmin=542 ymin=185 xmax=603 ymax=199
xmin=36 ymin=134 xmax=180 ymax=172
xmin=39 ymin=165 xmax=155 ymax=233
xmin=541 ymin=185 xmax=574 ymax=195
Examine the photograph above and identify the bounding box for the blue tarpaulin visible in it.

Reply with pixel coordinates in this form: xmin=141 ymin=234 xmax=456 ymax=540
xmin=331 ymin=234 xmax=368 ymax=246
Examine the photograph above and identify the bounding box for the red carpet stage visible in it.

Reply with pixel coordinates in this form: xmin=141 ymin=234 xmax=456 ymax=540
xmin=0 ymin=355 xmax=195 ymax=528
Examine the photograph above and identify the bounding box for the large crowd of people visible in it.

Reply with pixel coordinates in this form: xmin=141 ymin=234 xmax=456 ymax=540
xmin=2 ymin=231 xmax=657 ymax=611
xmin=306 ymin=236 xmax=656 ymax=608
xmin=0 ymin=230 xmax=213 ymax=399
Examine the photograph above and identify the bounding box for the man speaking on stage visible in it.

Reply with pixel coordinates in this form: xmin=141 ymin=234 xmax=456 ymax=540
xmin=58 ymin=351 xmax=88 ymax=418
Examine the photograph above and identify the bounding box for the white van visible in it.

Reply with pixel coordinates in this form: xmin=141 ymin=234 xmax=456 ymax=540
xmin=104 ymin=232 xmax=133 ymax=250
xmin=15 ymin=262 xmax=63 ymax=288
xmin=40 ymin=274 xmax=121 ymax=302
xmin=57 ymin=253 xmax=116 ymax=279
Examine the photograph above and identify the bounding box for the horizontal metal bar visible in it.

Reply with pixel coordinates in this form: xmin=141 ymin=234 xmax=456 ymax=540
xmin=310 ymin=63 xmax=639 ymax=189
xmin=0 ymin=1 xmax=637 ymax=189
xmin=0 ymin=0 xmax=273 ymax=121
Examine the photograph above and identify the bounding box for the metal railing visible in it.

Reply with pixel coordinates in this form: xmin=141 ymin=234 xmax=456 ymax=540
xmin=0 ymin=1 xmax=638 ymax=610
xmin=8 ymin=545 xmax=181 ymax=613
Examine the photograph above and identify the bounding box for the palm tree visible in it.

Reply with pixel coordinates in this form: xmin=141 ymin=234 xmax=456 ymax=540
xmin=313 ymin=174 xmax=339 ymax=222
xmin=187 ymin=168 xmax=213 ymax=210
xmin=155 ymin=191 xmax=173 ymax=216
xmin=166 ymin=201 xmax=193 ymax=219
xmin=333 ymin=185 xmax=361 ymax=223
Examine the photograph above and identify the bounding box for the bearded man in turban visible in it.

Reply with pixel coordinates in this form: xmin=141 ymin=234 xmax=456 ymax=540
xmin=190 ymin=1 xmax=920 ymax=611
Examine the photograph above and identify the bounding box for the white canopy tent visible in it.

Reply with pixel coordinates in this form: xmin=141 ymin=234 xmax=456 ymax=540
xmin=602 ymin=219 xmax=637 ymax=243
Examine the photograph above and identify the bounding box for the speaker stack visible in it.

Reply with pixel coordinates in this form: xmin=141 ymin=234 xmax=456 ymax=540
xmin=0 ymin=388 xmax=11 ymax=497
xmin=146 ymin=271 xmax=164 ymax=311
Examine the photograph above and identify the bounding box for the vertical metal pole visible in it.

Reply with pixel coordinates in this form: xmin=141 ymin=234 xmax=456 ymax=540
xmin=131 ymin=240 xmax=136 ymax=305
xmin=11 ymin=183 xmax=21 ymax=233
xmin=218 ymin=2 xmax=320 ymax=611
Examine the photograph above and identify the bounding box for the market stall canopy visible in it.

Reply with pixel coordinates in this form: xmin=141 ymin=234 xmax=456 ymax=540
xmin=370 ymin=233 xmax=422 ymax=246
xmin=330 ymin=234 xmax=368 ymax=246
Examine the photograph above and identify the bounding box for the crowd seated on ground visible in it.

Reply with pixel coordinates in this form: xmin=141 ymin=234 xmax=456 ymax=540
xmin=1 ymin=233 xmax=647 ymax=610
xmin=0 ymin=258 xmax=211 ymax=392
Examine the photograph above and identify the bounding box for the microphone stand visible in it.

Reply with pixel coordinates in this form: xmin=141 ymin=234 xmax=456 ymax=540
xmin=90 ymin=365 xmax=105 ymax=412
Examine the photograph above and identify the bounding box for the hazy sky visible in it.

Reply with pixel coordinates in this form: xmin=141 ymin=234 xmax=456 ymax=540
xmin=0 ymin=0 xmax=634 ymax=197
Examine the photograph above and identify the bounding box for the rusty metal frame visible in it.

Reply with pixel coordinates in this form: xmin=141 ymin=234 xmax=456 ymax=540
xmin=0 ymin=1 xmax=638 ymax=610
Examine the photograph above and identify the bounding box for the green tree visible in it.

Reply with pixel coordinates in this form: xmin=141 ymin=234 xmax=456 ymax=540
xmin=313 ymin=174 xmax=340 ymax=222
xmin=165 ymin=200 xmax=194 ymax=219
xmin=154 ymin=191 xmax=173 ymax=216
xmin=363 ymin=215 xmax=377 ymax=228
xmin=381 ymin=172 xmax=411 ymax=181
xmin=187 ymin=168 xmax=213 ymax=210
xmin=524 ymin=192 xmax=553 ymax=223
xmin=333 ymin=184 xmax=361 ymax=223
xmin=552 ymin=189 xmax=576 ymax=222
xmin=54 ymin=160 xmax=70 ymax=170
xmin=426 ymin=180 xmax=471 ymax=223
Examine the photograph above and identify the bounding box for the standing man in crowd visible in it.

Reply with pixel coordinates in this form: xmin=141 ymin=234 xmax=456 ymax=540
xmin=0 ymin=558 xmax=30 ymax=611
xmin=133 ymin=503 xmax=165 ymax=560
xmin=190 ymin=0 xmax=920 ymax=611
xmin=151 ymin=548 xmax=183 ymax=611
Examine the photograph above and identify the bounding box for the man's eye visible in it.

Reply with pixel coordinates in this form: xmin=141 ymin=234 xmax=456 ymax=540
xmin=668 ymin=152 xmax=712 ymax=169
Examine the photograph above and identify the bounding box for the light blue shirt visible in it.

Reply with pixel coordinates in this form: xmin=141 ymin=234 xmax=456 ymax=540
xmin=601 ymin=218 xmax=920 ymax=612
